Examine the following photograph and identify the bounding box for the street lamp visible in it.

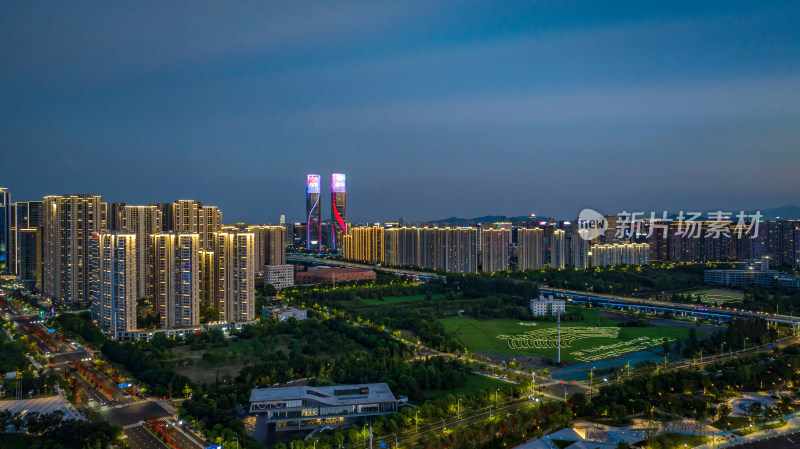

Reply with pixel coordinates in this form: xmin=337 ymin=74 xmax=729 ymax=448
xmin=457 ymin=399 xmax=461 ymax=419
xmin=495 ymin=388 xmax=500 ymax=405
xmin=415 ymin=411 xmax=420 ymax=432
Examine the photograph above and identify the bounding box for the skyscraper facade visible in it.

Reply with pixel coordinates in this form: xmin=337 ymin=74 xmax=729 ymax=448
xmin=152 ymin=232 xmax=201 ymax=329
xmin=550 ymin=229 xmax=566 ymax=269
xmin=331 ymin=173 xmax=347 ymax=252
xmin=0 ymin=188 xmax=10 ymax=274
xmin=247 ymin=225 xmax=286 ymax=268
xmin=481 ymin=228 xmax=510 ymax=272
xmin=343 ymin=226 xmax=385 ymax=264
xmin=173 ymin=200 xmax=200 ymax=232
xmin=306 ymin=175 xmax=321 ymax=251
xmin=198 ymin=205 xmax=222 ymax=250
xmin=121 ymin=206 xmax=163 ymax=300
xmin=212 ymin=231 xmax=255 ymax=322
xmin=44 ymin=194 xmax=106 ymax=302
xmin=89 ymin=232 xmax=137 ymax=335
xmin=517 ymin=228 xmax=543 ymax=270
xmin=15 ymin=201 xmax=44 ymax=289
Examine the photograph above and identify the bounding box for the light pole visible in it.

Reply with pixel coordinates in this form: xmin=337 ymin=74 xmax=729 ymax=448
xmin=441 ymin=417 xmax=446 ymax=432
xmin=392 ymin=433 xmax=398 ymax=449
xmin=457 ymin=399 xmax=461 ymax=419
xmin=589 ymin=367 xmax=595 ymax=402
xmin=415 ymin=411 xmax=420 ymax=432
xmin=235 ymin=437 xmax=239 ymax=449
xmin=495 ymin=388 xmax=499 ymax=405
xmin=744 ymin=337 xmax=749 ymax=352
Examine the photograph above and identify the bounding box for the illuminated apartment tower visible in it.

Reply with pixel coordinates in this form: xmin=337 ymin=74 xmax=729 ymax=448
xmin=198 ymin=205 xmax=222 ymax=250
xmin=0 ymin=188 xmax=10 ymax=274
xmin=213 ymin=231 xmax=255 ymax=322
xmin=44 ymin=194 xmax=106 ymax=302
xmin=481 ymin=228 xmax=510 ymax=272
xmin=16 ymin=201 xmax=44 ymax=290
xmin=306 ymin=175 xmax=322 ymax=251
xmin=89 ymin=232 xmax=137 ymax=335
xmin=571 ymin=229 xmax=590 ymax=270
xmin=330 ymin=174 xmax=347 ymax=252
xmin=173 ymin=200 xmax=200 ymax=232
xmin=121 ymin=206 xmax=162 ymax=299
xmin=247 ymin=225 xmax=286 ymax=268
xmin=517 ymin=228 xmax=543 ymax=270
xmin=343 ymin=226 xmax=385 ymax=264
xmin=152 ymin=232 xmax=201 ymax=328
xmin=550 ymin=229 xmax=566 ymax=269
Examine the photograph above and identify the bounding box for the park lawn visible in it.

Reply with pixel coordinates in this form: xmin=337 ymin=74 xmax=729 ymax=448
xmin=713 ymin=416 xmax=752 ymax=430
xmin=650 ymin=433 xmax=710 ymax=449
xmin=360 ymin=293 xmax=447 ymax=306
xmin=689 ymin=288 xmax=744 ymax=305
xmin=442 ymin=308 xmax=694 ymax=362
xmin=422 ymin=373 xmax=510 ymax=400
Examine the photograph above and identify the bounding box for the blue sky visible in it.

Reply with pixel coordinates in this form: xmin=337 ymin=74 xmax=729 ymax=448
xmin=1 ymin=1 xmax=799 ymax=222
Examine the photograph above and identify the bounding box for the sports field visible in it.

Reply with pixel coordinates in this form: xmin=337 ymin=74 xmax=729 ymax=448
xmin=442 ymin=308 xmax=694 ymax=362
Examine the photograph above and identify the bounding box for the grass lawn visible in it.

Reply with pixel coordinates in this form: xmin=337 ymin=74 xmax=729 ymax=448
xmin=360 ymin=293 xmax=447 ymax=306
xmin=713 ymin=416 xmax=751 ymax=430
xmin=422 ymin=373 xmax=509 ymax=400
xmin=442 ymin=307 xmax=694 ymax=362
xmin=650 ymin=433 xmax=710 ymax=449
xmin=734 ymin=421 xmax=786 ymax=436
xmin=689 ymin=288 xmax=744 ymax=305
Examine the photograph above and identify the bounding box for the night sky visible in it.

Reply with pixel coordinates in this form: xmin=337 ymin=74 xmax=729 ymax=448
xmin=2 ymin=1 xmax=799 ymax=223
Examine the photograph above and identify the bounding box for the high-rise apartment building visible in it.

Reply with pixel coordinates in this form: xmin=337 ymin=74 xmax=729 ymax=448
xmin=89 ymin=232 xmax=137 ymax=335
xmin=121 ymin=206 xmax=162 ymax=299
xmin=198 ymin=205 xmax=222 ymax=250
xmin=306 ymin=175 xmax=322 ymax=251
xmin=247 ymin=225 xmax=286 ymax=268
xmin=105 ymin=202 xmax=126 ymax=231
xmin=343 ymin=226 xmax=385 ymax=264
xmin=571 ymin=229 xmax=590 ymax=270
xmin=15 ymin=201 xmax=44 ymax=288
xmin=152 ymin=232 xmax=201 ymax=329
xmin=550 ymin=229 xmax=566 ymax=269
xmin=517 ymin=228 xmax=543 ymax=270
xmin=385 ymin=227 xmax=421 ymax=267
xmin=481 ymin=228 xmax=509 ymax=272
xmin=331 ymin=174 xmax=347 ymax=252
xmin=212 ymin=231 xmax=255 ymax=322
xmin=0 ymin=188 xmax=10 ymax=274
xmin=766 ymin=220 xmax=800 ymax=268
xmin=591 ymin=243 xmax=650 ymax=267
xmin=151 ymin=203 xmax=175 ymax=232
xmin=44 ymin=194 xmax=106 ymax=302
xmin=173 ymin=200 xmax=200 ymax=232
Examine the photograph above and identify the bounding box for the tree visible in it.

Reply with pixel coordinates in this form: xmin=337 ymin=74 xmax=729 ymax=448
xmin=718 ymin=403 xmax=732 ymax=422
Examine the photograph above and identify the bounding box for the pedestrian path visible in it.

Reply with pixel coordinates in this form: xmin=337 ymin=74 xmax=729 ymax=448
xmin=122 ymin=416 xmax=170 ymax=430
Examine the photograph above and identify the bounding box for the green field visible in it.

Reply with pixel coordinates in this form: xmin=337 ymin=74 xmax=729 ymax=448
xmin=690 ymin=288 xmax=744 ymax=305
xmin=423 ymin=373 xmax=510 ymax=400
xmin=442 ymin=308 xmax=694 ymax=362
xmin=359 ymin=293 xmax=446 ymax=306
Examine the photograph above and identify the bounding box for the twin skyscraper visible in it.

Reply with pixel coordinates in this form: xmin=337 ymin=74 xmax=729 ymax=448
xmin=305 ymin=174 xmax=347 ymax=252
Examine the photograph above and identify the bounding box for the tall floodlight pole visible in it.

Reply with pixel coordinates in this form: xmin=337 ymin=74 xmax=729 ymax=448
xmin=557 ymin=310 xmax=561 ymax=364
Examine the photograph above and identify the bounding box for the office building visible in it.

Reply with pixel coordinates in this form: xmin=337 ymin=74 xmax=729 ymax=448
xmin=212 ymin=231 xmax=255 ymax=322
xmin=89 ymin=232 xmax=137 ymax=335
xmin=481 ymin=228 xmax=509 ymax=272
xmin=343 ymin=226 xmax=385 ymax=265
xmin=44 ymin=194 xmax=106 ymax=302
xmin=249 ymin=383 xmax=399 ymax=431
xmin=121 ymin=205 xmax=162 ymax=299
xmin=530 ymin=294 xmax=565 ymax=317
xmin=517 ymin=228 xmax=544 ymax=270
xmin=330 ymin=173 xmax=347 ymax=252
xmin=264 ymin=264 xmax=294 ymax=290
xmin=0 ymin=188 xmax=10 ymax=275
xmin=152 ymin=232 xmax=201 ymax=329
xmin=306 ymin=175 xmax=322 ymax=251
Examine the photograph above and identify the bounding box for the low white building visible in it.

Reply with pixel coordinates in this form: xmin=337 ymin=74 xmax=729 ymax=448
xmin=264 ymin=264 xmax=294 ymax=289
xmin=530 ymin=294 xmax=565 ymax=317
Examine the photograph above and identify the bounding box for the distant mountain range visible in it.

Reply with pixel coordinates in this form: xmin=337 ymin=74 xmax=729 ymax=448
xmin=428 ymin=205 xmax=800 ymax=224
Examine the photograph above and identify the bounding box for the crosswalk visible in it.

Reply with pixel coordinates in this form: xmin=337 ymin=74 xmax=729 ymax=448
xmin=123 ymin=416 xmax=170 ymax=430
xmin=93 ymin=398 xmax=149 ymax=411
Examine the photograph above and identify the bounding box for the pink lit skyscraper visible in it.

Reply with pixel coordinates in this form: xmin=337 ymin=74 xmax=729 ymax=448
xmin=331 ymin=174 xmax=347 ymax=251
xmin=306 ymin=175 xmax=321 ymax=251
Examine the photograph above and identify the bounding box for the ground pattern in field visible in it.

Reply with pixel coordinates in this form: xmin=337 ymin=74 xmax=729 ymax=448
xmin=497 ymin=327 xmax=619 ymax=350
xmin=570 ymin=336 xmax=673 ymax=362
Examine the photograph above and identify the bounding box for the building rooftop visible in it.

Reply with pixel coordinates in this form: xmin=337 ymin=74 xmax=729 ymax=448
xmin=249 ymin=383 xmax=397 ymax=406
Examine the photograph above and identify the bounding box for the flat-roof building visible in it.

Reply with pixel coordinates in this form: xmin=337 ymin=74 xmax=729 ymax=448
xmin=249 ymin=383 xmax=398 ymax=431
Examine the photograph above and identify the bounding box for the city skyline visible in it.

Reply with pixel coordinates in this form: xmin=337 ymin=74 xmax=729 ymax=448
xmin=2 ymin=1 xmax=799 ymax=223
